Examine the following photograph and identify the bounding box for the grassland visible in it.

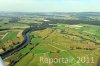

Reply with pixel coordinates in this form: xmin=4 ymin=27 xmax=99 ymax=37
xmin=0 ymin=18 xmax=31 ymax=52
xmin=0 ymin=15 xmax=100 ymax=66
xmin=4 ymin=24 xmax=100 ymax=66
xmin=0 ymin=31 xmax=18 ymax=43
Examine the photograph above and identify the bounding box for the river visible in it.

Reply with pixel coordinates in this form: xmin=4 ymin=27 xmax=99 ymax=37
xmin=0 ymin=24 xmax=47 ymax=59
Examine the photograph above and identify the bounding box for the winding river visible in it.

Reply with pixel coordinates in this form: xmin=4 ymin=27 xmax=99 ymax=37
xmin=0 ymin=24 xmax=47 ymax=59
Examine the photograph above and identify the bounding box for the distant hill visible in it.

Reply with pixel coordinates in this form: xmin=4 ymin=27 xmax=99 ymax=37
xmin=0 ymin=12 xmax=100 ymax=17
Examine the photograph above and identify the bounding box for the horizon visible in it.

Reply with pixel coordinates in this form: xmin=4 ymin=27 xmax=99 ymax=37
xmin=0 ymin=11 xmax=100 ymax=13
xmin=0 ymin=0 xmax=100 ymax=12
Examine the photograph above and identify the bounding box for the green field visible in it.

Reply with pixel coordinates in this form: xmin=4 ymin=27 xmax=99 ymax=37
xmin=0 ymin=31 xmax=18 ymax=44
xmin=4 ymin=24 xmax=100 ymax=66
xmin=0 ymin=13 xmax=100 ymax=66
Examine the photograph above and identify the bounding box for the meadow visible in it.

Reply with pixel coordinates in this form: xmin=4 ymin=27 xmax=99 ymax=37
xmin=4 ymin=24 xmax=100 ymax=66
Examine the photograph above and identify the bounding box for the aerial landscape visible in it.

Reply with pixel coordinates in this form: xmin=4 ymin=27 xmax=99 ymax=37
xmin=0 ymin=0 xmax=100 ymax=66
xmin=0 ymin=12 xmax=100 ymax=66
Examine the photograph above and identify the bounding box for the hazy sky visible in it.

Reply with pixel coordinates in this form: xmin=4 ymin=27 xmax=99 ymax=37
xmin=0 ymin=0 xmax=100 ymax=12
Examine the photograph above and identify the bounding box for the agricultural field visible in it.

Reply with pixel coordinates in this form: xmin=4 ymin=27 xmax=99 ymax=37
xmin=0 ymin=30 xmax=24 ymax=53
xmin=0 ymin=12 xmax=100 ymax=66
xmin=0 ymin=31 xmax=18 ymax=43
xmin=0 ymin=18 xmax=30 ymax=54
xmin=3 ymin=24 xmax=100 ymax=66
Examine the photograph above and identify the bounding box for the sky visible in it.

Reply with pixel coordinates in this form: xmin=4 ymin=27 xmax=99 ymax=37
xmin=0 ymin=0 xmax=100 ymax=12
